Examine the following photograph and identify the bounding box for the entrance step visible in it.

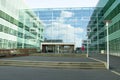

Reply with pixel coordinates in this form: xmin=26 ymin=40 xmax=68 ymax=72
xmin=0 ymin=60 xmax=105 ymax=69
xmin=30 ymin=53 xmax=87 ymax=57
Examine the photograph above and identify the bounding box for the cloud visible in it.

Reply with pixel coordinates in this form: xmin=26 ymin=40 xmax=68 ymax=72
xmin=44 ymin=10 xmax=86 ymax=47
xmin=57 ymin=11 xmax=74 ymax=23
xmin=60 ymin=11 xmax=74 ymax=18
xmin=44 ymin=22 xmax=84 ymax=47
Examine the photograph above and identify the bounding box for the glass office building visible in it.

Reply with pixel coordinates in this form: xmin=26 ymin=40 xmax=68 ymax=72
xmin=33 ymin=8 xmax=95 ymax=48
xmin=87 ymin=0 xmax=120 ymax=56
xmin=0 ymin=0 xmax=44 ymax=51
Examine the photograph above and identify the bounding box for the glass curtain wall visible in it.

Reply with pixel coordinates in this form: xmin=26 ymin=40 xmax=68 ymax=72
xmin=34 ymin=8 xmax=95 ymax=48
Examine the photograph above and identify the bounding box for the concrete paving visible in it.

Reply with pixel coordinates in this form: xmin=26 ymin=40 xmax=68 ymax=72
xmin=0 ymin=56 xmax=98 ymax=62
xmin=0 ymin=66 xmax=119 ymax=80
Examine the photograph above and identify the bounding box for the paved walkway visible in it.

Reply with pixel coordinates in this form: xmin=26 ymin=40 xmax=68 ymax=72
xmin=89 ymin=54 xmax=120 ymax=73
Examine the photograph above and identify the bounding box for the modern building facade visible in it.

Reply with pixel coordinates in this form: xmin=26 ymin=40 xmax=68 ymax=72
xmin=0 ymin=0 xmax=44 ymax=51
xmin=87 ymin=0 xmax=120 ymax=56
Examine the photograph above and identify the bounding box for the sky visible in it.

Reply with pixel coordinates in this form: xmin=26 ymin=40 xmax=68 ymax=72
xmin=24 ymin=0 xmax=99 ymax=8
xmin=24 ymin=0 xmax=99 ymax=47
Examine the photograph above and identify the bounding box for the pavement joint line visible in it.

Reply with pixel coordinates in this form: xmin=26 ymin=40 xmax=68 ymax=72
xmin=0 ymin=64 xmax=105 ymax=69
xmin=88 ymin=57 xmax=106 ymax=64
xmin=0 ymin=60 xmax=69 ymax=63
xmin=0 ymin=60 xmax=103 ymax=64
xmin=88 ymin=57 xmax=105 ymax=63
xmin=111 ymin=70 xmax=120 ymax=76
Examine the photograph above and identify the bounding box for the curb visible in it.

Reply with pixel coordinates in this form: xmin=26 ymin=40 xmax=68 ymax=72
xmin=88 ymin=57 xmax=120 ymax=76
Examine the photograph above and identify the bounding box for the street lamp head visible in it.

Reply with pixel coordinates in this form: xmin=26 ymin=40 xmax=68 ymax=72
xmin=106 ymin=22 xmax=109 ymax=26
xmin=103 ymin=20 xmax=112 ymax=27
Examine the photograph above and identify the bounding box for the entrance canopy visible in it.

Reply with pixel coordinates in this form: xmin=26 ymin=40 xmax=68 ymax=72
xmin=41 ymin=42 xmax=75 ymax=53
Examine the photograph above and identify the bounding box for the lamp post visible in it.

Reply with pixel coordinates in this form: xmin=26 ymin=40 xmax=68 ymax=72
xmin=104 ymin=20 xmax=111 ymax=70
xmin=86 ymin=28 xmax=91 ymax=57
xmin=87 ymin=38 xmax=89 ymax=57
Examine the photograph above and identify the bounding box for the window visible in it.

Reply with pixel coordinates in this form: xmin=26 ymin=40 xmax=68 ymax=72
xmin=38 ymin=34 xmax=41 ymax=37
xmin=0 ymin=10 xmax=2 ymax=18
xmin=41 ymin=28 xmax=43 ymax=32
xmin=14 ymin=19 xmax=18 ymax=26
xmin=18 ymin=32 xmax=23 ymax=38
xmin=114 ymin=23 xmax=118 ymax=32
xmin=108 ymin=27 xmax=111 ymax=34
xmin=118 ymin=37 xmax=120 ymax=51
xmin=25 ymin=26 xmax=29 ymax=31
xmin=18 ymin=22 xmax=23 ymax=28
xmin=119 ymin=20 xmax=120 ymax=29
xmin=4 ymin=26 xmax=9 ymax=33
xmin=17 ymin=42 xmax=22 ymax=48
xmin=41 ymin=36 xmax=43 ymax=39
xmin=10 ymin=17 xmax=14 ymax=23
xmin=0 ymin=38 xmax=2 ymax=48
xmin=0 ymin=24 xmax=3 ymax=32
xmin=116 ymin=22 xmax=119 ymax=31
